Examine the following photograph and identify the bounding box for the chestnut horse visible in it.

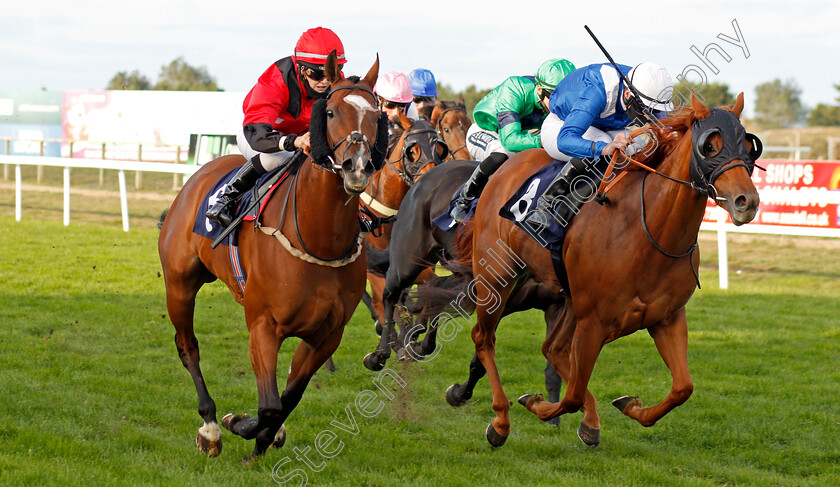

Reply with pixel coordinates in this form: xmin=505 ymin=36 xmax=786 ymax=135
xmin=430 ymin=98 xmax=471 ymax=161
xmin=158 ymin=53 xmax=385 ymax=460
xmin=440 ymin=94 xmax=760 ymax=447
xmin=362 ymin=113 xmax=448 ymax=332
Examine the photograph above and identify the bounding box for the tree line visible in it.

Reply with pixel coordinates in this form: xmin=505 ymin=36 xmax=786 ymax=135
xmin=106 ymin=57 xmax=221 ymax=91
xmin=108 ymin=59 xmax=840 ymax=129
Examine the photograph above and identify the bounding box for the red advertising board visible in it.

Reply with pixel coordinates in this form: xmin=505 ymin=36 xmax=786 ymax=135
xmin=703 ymin=160 xmax=840 ymax=230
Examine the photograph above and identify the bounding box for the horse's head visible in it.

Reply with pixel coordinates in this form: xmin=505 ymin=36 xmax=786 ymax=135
xmin=309 ymin=52 xmax=389 ymax=195
xmin=685 ymin=93 xmax=761 ymax=225
xmin=387 ymin=115 xmax=448 ymax=185
xmin=430 ymin=97 xmax=470 ymax=160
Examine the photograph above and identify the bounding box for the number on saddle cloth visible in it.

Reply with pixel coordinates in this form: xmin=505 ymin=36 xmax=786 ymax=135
xmin=498 ymin=159 xmax=586 ymax=252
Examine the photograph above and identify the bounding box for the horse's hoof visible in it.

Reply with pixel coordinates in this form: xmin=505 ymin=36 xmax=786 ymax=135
xmin=196 ymin=422 xmax=222 ymax=457
xmin=221 ymin=413 xmax=247 ymax=432
xmin=612 ymin=395 xmax=639 ymax=414
xmin=517 ymin=393 xmax=544 ymax=409
xmin=363 ymin=353 xmax=384 ymax=371
xmin=375 ymin=320 xmax=383 ymax=337
xmin=548 ymin=417 xmax=560 ymax=426
xmin=269 ymin=424 xmax=287 ymax=450
xmin=445 ymin=384 xmax=468 ymax=407
xmin=577 ymin=421 xmax=601 ymax=447
xmin=485 ymin=422 xmax=508 ymax=448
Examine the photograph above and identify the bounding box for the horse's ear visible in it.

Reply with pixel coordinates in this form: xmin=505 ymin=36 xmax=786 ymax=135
xmin=691 ymin=92 xmax=711 ymax=119
xmin=398 ymin=111 xmax=412 ymax=131
xmin=731 ymin=92 xmax=745 ymax=118
xmin=430 ymin=104 xmax=442 ymax=127
xmin=363 ymin=54 xmax=380 ymax=90
xmin=371 ymin=112 xmax=389 ymax=171
xmin=325 ymin=50 xmax=341 ymax=84
xmin=457 ymin=94 xmax=466 ymax=107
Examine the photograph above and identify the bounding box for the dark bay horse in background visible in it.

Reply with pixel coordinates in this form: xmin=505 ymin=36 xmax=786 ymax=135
xmin=361 ymin=113 xmax=449 ymax=335
xmin=158 ymin=53 xmax=385 ymax=460
xmin=434 ymin=93 xmax=760 ymax=447
xmin=430 ymin=98 xmax=471 ymax=161
xmin=362 ymin=160 xmax=566 ymax=418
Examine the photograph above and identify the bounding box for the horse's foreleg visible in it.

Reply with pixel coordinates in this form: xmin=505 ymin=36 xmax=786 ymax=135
xmin=543 ymin=304 xmax=563 ymax=424
xmin=167 ymin=280 xmax=221 ymax=456
xmin=367 ymin=273 xmax=387 ymax=333
xmin=407 ymin=311 xmax=438 ymax=359
xmin=472 ymin=285 xmax=514 ymax=447
xmin=364 ymin=264 xmax=423 ymax=371
xmin=363 ymin=284 xmax=397 ymax=371
xmin=614 ymin=309 xmax=693 ymax=427
xmin=522 ymin=306 xmax=601 ymax=446
xmin=445 ymin=352 xmax=486 ymax=407
xmin=223 ymin=317 xmax=283 ymax=452
xmin=243 ymin=327 xmax=345 ymax=460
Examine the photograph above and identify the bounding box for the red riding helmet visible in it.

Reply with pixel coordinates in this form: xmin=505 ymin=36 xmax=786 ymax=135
xmin=294 ymin=27 xmax=346 ymax=66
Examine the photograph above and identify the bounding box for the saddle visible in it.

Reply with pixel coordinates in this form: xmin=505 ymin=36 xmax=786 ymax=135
xmin=193 ymin=166 xmax=291 ymax=246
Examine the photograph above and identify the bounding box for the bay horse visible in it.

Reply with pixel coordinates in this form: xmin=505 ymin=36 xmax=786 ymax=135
xmin=158 ymin=53 xmax=386 ymax=460
xmin=429 ymin=98 xmax=471 ymax=161
xmin=361 ymin=159 xmax=566 ymax=419
xmin=361 ymin=113 xmax=448 ymax=334
xmin=436 ymin=93 xmax=760 ymax=447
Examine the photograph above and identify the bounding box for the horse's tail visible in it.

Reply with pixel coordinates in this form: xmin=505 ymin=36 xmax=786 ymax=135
xmin=156 ymin=209 xmax=169 ymax=230
xmin=408 ymin=217 xmax=477 ymax=323
xmin=409 ymin=267 xmax=475 ymax=325
xmin=365 ymin=242 xmax=390 ymax=277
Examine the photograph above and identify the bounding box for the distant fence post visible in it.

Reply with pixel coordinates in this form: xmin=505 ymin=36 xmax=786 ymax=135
xmin=118 ymin=169 xmax=129 ymax=232
xmin=63 ymin=166 xmax=71 ymax=226
xmin=3 ymin=139 xmax=9 ymax=180
xmin=15 ymin=163 xmax=22 ymax=221
xmin=716 ymin=207 xmax=729 ymax=290
xmin=135 ymin=144 xmax=143 ymax=190
xmin=37 ymin=140 xmax=45 ymax=183
xmin=100 ymin=143 xmax=106 ymax=186
xmin=172 ymin=146 xmax=182 ymax=190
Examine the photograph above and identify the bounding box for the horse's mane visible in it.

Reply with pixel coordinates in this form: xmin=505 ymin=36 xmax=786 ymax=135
xmin=388 ymin=124 xmax=405 ymax=150
xmin=622 ymin=105 xmax=701 ymax=170
xmin=436 ymin=99 xmax=462 ymax=110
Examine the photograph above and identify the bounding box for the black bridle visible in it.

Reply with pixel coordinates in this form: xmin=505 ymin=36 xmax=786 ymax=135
xmin=318 ymin=84 xmax=379 ymax=174
xmin=688 ymin=109 xmax=763 ymax=198
xmin=269 ymin=83 xmax=378 ymax=262
xmin=635 ymin=109 xmax=764 ymax=288
xmin=386 ymin=123 xmax=445 ymax=187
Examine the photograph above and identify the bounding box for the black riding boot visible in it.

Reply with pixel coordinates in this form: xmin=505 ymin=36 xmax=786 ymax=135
xmin=450 ymin=152 xmax=509 ymax=223
xmin=205 ymin=155 xmax=263 ymax=227
xmin=525 ymin=158 xmax=596 ymax=229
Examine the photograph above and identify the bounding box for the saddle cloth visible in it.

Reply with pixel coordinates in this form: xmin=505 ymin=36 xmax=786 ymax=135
xmin=498 ymin=159 xmax=588 ymax=253
xmin=432 ymin=183 xmax=480 ymax=231
xmin=192 ymin=166 xmax=288 ymax=246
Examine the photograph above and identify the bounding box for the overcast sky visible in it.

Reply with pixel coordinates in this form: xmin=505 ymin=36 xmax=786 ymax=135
xmin=3 ymin=0 xmax=839 ymax=117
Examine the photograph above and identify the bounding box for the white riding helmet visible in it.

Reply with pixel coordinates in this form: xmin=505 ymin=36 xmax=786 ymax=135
xmin=374 ymin=71 xmax=413 ymax=103
xmin=627 ymin=62 xmax=675 ymax=112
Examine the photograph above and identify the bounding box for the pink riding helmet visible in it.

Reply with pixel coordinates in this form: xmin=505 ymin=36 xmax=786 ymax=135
xmin=374 ymin=71 xmax=413 ymax=103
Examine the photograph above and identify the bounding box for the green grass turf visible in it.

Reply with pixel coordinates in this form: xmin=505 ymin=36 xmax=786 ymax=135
xmin=0 ymin=188 xmax=838 ymax=486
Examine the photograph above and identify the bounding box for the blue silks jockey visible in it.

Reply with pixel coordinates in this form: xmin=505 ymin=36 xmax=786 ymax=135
xmin=529 ymin=61 xmax=675 ymax=228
